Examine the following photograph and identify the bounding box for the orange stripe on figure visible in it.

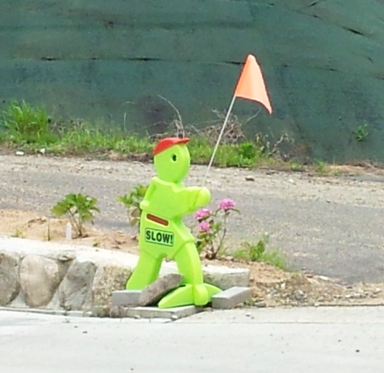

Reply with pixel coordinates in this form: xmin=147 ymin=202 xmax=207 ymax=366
xmin=147 ymin=213 xmax=169 ymax=226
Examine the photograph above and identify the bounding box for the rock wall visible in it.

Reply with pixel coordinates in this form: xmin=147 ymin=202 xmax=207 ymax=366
xmin=0 ymin=237 xmax=249 ymax=313
xmin=0 ymin=239 xmax=133 ymax=312
xmin=1 ymin=0 xmax=384 ymax=161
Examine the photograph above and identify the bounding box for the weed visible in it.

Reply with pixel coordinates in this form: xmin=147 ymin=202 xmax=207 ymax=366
xmin=233 ymin=234 xmax=286 ymax=269
xmin=330 ymin=168 xmax=342 ymax=176
xmin=315 ymin=159 xmax=327 ymax=175
xmin=43 ymin=219 xmax=52 ymax=241
xmin=11 ymin=228 xmax=25 ymax=238
xmin=50 ymin=122 xmax=130 ymax=155
xmin=237 ymin=141 xmax=258 ymax=160
xmin=0 ymin=101 xmax=291 ymax=168
xmin=117 ymin=185 xmax=148 ymax=227
xmin=1 ymin=101 xmax=56 ymax=144
xmin=290 ymin=161 xmax=305 ymax=172
xmin=51 ymin=193 xmax=100 ymax=237
xmin=354 ymin=123 xmax=369 ymax=142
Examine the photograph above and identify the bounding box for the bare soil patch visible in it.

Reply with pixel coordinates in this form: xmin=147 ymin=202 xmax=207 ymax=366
xmin=2 ymin=208 xmax=383 ymax=308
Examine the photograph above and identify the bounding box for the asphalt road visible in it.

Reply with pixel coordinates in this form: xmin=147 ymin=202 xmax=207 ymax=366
xmin=0 ymin=154 xmax=384 ymax=284
xmin=1 ymin=307 xmax=383 ymax=373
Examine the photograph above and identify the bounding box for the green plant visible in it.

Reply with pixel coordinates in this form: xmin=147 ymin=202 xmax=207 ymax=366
xmin=11 ymin=228 xmax=25 ymax=238
xmin=315 ymin=159 xmax=327 ymax=175
xmin=290 ymin=161 xmax=304 ymax=172
xmin=2 ymin=100 xmax=56 ymax=144
xmin=354 ymin=123 xmax=369 ymax=142
xmin=0 ymin=101 xmax=303 ymax=170
xmin=117 ymin=184 xmax=148 ymax=227
xmin=233 ymin=234 xmax=286 ymax=269
xmin=194 ymin=198 xmax=239 ymax=259
xmin=48 ymin=120 xmax=154 ymax=157
xmin=237 ymin=141 xmax=258 ymax=160
xmin=189 ymin=138 xmax=256 ymax=168
xmin=51 ymin=193 xmax=100 ymax=237
xmin=43 ymin=219 xmax=52 ymax=241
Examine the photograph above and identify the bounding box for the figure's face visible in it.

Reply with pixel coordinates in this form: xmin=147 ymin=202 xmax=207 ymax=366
xmin=154 ymin=144 xmax=190 ymax=182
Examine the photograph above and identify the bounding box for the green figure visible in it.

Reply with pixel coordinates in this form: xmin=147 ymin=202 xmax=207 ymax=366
xmin=126 ymin=137 xmax=221 ymax=308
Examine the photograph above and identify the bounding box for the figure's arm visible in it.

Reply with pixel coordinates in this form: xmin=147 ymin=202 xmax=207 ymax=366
xmin=140 ymin=182 xmax=156 ymax=210
xmin=182 ymin=186 xmax=211 ymax=213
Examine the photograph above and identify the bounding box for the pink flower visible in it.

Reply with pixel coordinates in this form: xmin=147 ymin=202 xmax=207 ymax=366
xmin=198 ymin=221 xmax=211 ymax=233
xmin=195 ymin=208 xmax=211 ymax=221
xmin=218 ymin=198 xmax=235 ymax=211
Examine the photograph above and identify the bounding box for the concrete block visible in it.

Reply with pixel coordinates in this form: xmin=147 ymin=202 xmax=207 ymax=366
xmin=201 ymin=265 xmax=250 ymax=290
xmin=160 ymin=263 xmax=250 ymax=290
xmin=112 ymin=290 xmax=141 ymax=307
xmin=211 ymin=287 xmax=251 ymax=309
xmin=66 ymin=311 xmax=86 ymax=318
xmin=125 ymin=305 xmax=200 ymax=320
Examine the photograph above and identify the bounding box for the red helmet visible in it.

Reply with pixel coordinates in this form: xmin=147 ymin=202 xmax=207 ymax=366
xmin=153 ymin=137 xmax=189 ymax=155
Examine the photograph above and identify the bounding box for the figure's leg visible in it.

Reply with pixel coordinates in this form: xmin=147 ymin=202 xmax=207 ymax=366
xmin=158 ymin=243 xmax=221 ymax=308
xmin=126 ymin=250 xmax=162 ymax=290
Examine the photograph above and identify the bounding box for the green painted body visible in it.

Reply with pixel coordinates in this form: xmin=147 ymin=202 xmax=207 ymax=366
xmin=126 ymin=139 xmax=221 ymax=308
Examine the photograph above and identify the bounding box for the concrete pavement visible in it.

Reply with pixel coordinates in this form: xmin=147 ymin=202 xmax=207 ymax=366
xmin=1 ymin=307 xmax=383 ymax=373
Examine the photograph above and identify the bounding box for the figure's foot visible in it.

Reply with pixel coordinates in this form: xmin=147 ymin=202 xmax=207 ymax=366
xmin=158 ymin=283 xmax=221 ymax=309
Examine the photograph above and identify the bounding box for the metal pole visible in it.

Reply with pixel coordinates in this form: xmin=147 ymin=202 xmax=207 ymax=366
xmin=202 ymin=95 xmax=236 ymax=186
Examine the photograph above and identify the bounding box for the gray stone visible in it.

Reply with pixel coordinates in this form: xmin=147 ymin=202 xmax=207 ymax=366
xmin=254 ymin=301 xmax=267 ymax=308
xmin=92 ymin=265 xmax=132 ymax=308
xmin=56 ymin=252 xmax=76 ymax=263
xmin=46 ymin=290 xmax=61 ymax=310
xmin=8 ymin=292 xmax=27 ymax=308
xmin=58 ymin=260 xmax=96 ymax=311
xmin=202 ymin=266 xmax=249 ymax=290
xmin=138 ymin=274 xmax=184 ymax=306
xmin=212 ymin=287 xmax=251 ymax=310
xmin=0 ymin=253 xmax=20 ymax=306
xmin=109 ymin=305 xmax=125 ymax=318
xmin=20 ymin=255 xmax=63 ymax=308
xmin=112 ymin=290 xmax=141 ymax=308
xmin=91 ymin=305 xmax=110 ymax=317
xmin=125 ymin=305 xmax=199 ymax=320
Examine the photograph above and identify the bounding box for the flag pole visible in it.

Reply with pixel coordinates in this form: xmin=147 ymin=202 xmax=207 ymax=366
xmin=202 ymin=94 xmax=236 ymax=186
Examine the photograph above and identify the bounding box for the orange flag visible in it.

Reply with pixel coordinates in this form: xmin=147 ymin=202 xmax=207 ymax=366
xmin=234 ymin=54 xmax=272 ymax=114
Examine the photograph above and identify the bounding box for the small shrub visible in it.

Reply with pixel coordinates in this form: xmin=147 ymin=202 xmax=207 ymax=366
xmin=194 ymin=198 xmax=239 ymax=259
xmin=354 ymin=123 xmax=369 ymax=142
xmin=233 ymin=234 xmax=286 ymax=269
xmin=237 ymin=141 xmax=258 ymax=160
xmin=117 ymin=184 xmax=148 ymax=227
xmin=51 ymin=193 xmax=100 ymax=237
xmin=315 ymin=159 xmax=327 ymax=175
xmin=11 ymin=228 xmax=25 ymax=238
xmin=290 ymin=161 xmax=304 ymax=172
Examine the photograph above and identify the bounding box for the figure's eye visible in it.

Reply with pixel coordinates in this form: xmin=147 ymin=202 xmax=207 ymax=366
xmin=172 ymin=154 xmax=177 ymax=162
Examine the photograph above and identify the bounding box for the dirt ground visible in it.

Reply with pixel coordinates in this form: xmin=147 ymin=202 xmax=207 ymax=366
xmin=2 ymin=208 xmax=383 ymax=308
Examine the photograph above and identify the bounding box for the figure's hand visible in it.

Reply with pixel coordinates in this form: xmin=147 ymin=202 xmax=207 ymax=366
xmin=195 ymin=187 xmax=211 ymax=208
